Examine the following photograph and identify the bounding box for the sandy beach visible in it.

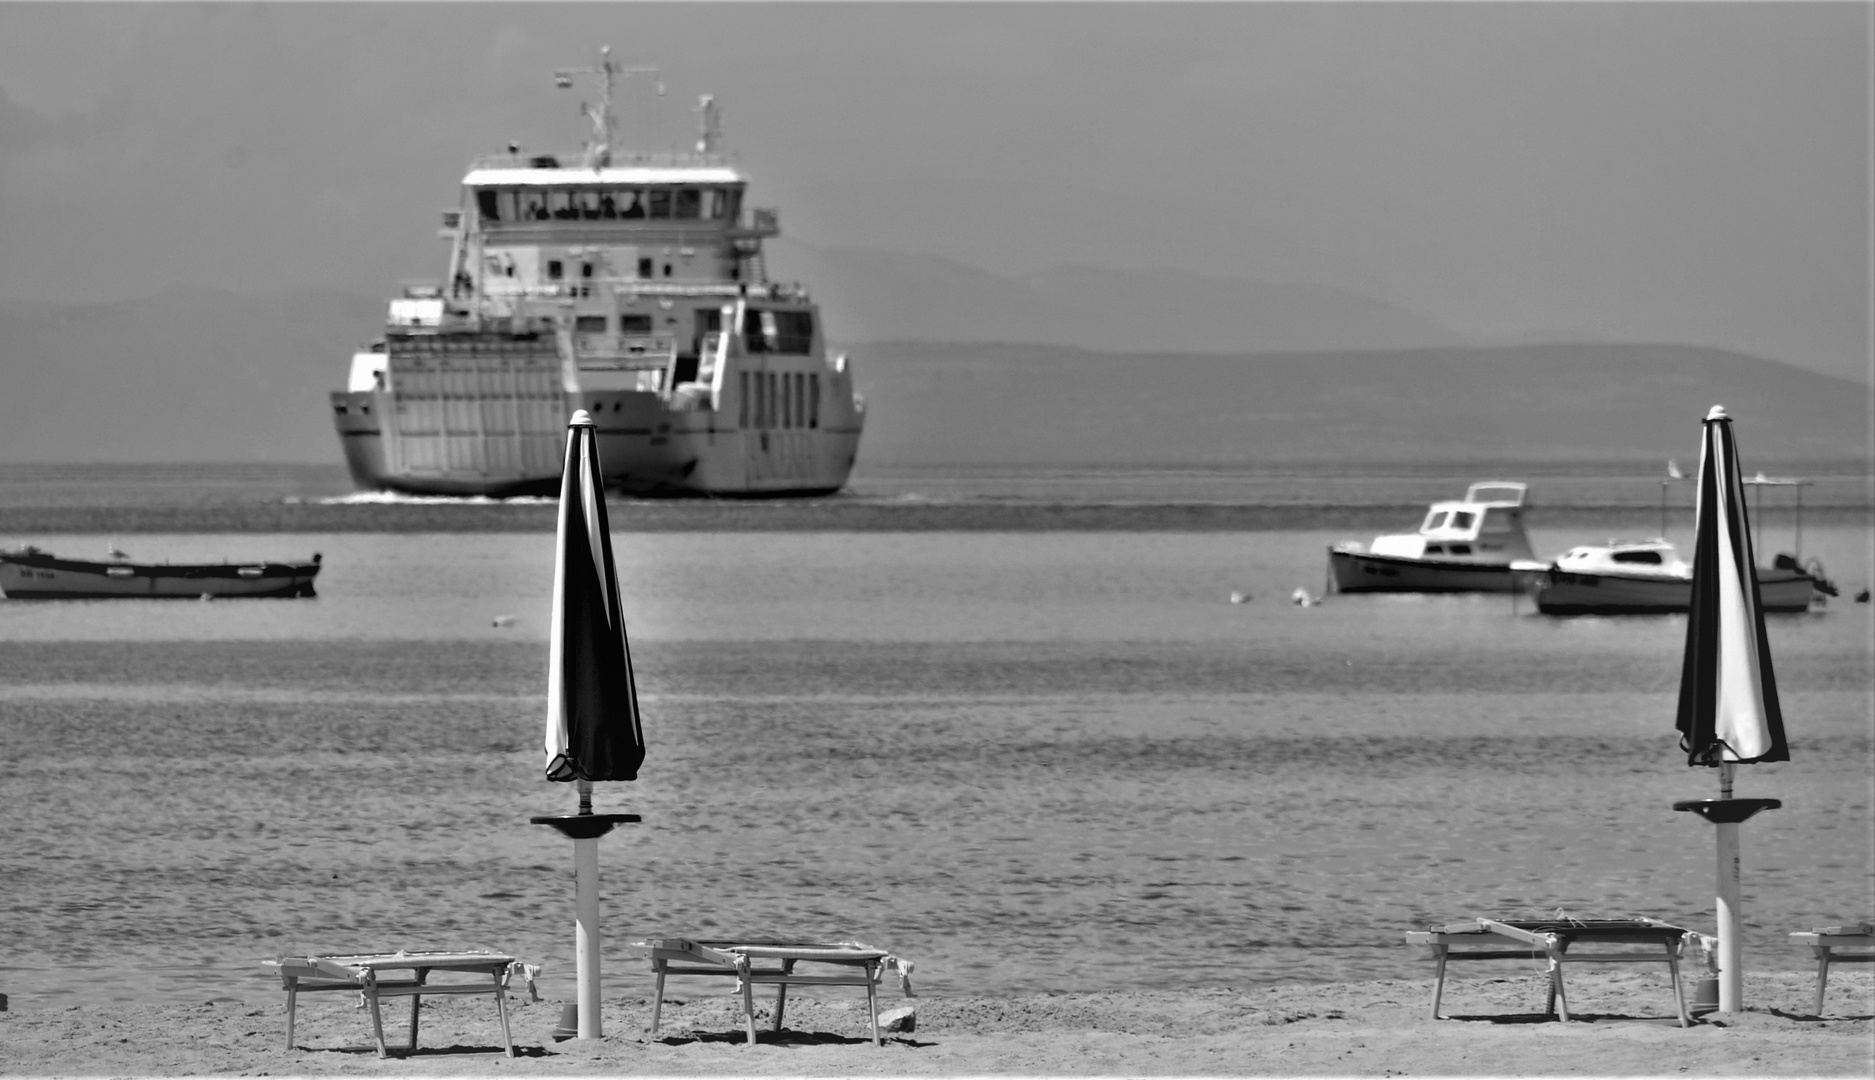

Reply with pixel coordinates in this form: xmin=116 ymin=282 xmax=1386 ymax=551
xmin=2 ymin=969 xmax=1869 ymax=1076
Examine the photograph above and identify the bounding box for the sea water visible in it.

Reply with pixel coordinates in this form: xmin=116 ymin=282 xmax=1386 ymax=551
xmin=1 ymin=524 xmax=1868 ymax=1011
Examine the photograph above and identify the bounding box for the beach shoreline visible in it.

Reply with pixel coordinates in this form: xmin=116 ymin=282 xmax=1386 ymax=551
xmin=2 ymin=971 xmax=1869 ymax=1076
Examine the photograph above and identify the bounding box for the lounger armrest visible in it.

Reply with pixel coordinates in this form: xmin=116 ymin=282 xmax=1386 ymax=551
xmin=1477 ymin=920 xmax=1556 ymax=947
xmin=267 ymin=956 xmax=368 ymax=982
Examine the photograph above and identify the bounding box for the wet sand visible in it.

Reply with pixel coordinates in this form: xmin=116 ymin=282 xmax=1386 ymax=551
xmin=2 ymin=969 xmax=1869 ymax=1076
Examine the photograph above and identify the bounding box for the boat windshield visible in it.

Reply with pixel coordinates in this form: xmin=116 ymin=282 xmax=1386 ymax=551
xmin=1611 ymin=550 xmax=1664 ymax=565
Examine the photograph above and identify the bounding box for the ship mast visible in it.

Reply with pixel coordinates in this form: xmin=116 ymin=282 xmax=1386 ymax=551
xmin=555 ymin=45 xmax=660 ymax=169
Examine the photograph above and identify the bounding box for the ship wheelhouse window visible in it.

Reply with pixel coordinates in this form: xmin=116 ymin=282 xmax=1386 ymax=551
xmin=647 ymin=188 xmax=672 ymax=219
xmin=743 ymin=308 xmax=812 ymax=354
xmin=1450 ymin=511 xmax=1476 ymax=530
xmin=548 ymin=191 xmax=576 ymax=219
xmin=674 ymin=188 xmax=701 ymax=220
xmin=809 ymin=372 xmax=820 ymax=428
xmin=775 ymin=311 xmax=813 ymax=354
xmin=1423 ymin=511 xmax=1448 ymax=531
xmin=476 ymin=189 xmax=501 ymax=222
xmin=619 ymin=188 xmax=645 ymax=219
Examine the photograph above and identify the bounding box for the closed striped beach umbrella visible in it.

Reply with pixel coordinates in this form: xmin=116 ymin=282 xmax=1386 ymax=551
xmin=533 ymin=408 xmax=644 ymax=1041
xmin=544 ymin=409 xmax=645 ymax=783
xmin=1671 ymin=405 xmax=1787 ymax=1015
xmin=1674 ymin=406 xmax=1788 ymax=767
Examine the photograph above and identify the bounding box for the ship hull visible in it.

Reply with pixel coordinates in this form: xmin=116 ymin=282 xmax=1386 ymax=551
xmin=1525 ymin=567 xmax=1819 ymax=615
xmin=1328 ymin=547 xmax=1516 ymax=593
xmin=1 ymin=551 xmax=320 ymax=599
xmin=333 ymin=389 xmax=861 ymax=498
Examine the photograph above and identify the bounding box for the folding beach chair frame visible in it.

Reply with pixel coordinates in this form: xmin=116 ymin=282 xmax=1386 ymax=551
xmin=630 ymin=939 xmax=893 ymax=1046
xmin=266 ymin=952 xmax=523 ymax=1058
xmin=1790 ymin=925 xmax=1875 ymax=1015
xmin=1405 ymin=919 xmax=1691 ymax=1027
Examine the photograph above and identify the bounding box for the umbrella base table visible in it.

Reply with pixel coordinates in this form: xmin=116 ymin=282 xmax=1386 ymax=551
xmin=1790 ymin=924 xmax=1875 ymax=1015
xmin=628 ymin=939 xmax=909 ymax=1045
xmin=263 ymin=951 xmax=529 ymax=1058
xmin=1405 ymin=919 xmax=1692 ymax=1026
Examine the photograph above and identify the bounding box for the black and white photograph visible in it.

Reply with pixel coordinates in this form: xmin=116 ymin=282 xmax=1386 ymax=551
xmin=0 ymin=2 xmax=1869 ymax=1074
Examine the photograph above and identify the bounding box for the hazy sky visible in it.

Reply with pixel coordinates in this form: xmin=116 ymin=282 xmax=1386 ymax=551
xmin=0 ymin=1 xmax=1868 ymax=380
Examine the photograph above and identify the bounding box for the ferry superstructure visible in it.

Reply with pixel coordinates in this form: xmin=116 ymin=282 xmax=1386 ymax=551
xmin=331 ymin=48 xmax=864 ymax=496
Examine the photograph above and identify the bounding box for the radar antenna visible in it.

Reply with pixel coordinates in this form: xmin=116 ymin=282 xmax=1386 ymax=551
xmin=554 ymin=45 xmax=659 ymax=169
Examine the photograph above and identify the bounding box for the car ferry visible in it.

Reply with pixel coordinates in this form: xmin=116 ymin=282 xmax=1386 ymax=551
xmin=331 ymin=48 xmax=865 ymax=497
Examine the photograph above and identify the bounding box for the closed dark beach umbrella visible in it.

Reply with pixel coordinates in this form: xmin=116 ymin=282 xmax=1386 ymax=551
xmin=544 ymin=409 xmax=646 ymax=783
xmin=1671 ymin=405 xmax=1786 ymax=1014
xmin=531 ymin=408 xmax=643 ymax=1040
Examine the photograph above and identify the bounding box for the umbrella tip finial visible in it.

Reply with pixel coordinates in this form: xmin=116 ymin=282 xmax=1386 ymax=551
xmin=569 ymin=409 xmax=594 ymax=427
xmin=1706 ymin=404 xmax=1729 ymax=421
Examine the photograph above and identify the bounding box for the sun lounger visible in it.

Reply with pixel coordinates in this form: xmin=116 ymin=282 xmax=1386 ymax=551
xmin=263 ymin=950 xmax=535 ymax=1058
xmin=1404 ymin=918 xmax=1692 ymax=1027
xmin=627 ymin=938 xmax=913 ymax=1045
xmin=1790 ymin=923 xmax=1875 ymax=1014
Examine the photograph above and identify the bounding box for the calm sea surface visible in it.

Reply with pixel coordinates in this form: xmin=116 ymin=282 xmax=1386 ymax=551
xmin=0 ymin=469 xmax=1870 ymax=1012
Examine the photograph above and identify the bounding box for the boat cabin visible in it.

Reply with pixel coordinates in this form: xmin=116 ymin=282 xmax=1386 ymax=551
xmin=1369 ymin=481 xmax=1535 ymax=562
xmin=1553 ymin=540 xmax=1690 ymax=577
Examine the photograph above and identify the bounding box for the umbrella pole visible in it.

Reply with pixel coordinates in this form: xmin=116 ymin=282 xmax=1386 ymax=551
xmin=575 ymin=780 xmax=603 ymax=1040
xmin=1713 ymin=762 xmax=1744 ymax=1014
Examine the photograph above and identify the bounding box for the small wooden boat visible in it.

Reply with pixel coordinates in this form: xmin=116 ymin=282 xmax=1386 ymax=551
xmin=0 ymin=546 xmax=321 ymax=599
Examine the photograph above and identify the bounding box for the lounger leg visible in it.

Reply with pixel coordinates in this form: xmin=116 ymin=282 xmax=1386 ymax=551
xmin=866 ymin=960 xmax=881 ymax=1046
xmin=774 ymin=960 xmax=793 ymax=1032
xmin=1666 ymin=947 xmax=1689 ymax=1027
xmin=408 ymin=968 xmax=426 ymax=1052
xmin=740 ymin=961 xmax=757 ymax=1045
xmin=493 ymin=970 xmax=514 ymax=1058
xmin=1814 ymin=948 xmax=1830 ymax=1015
xmin=1429 ymin=947 xmax=1449 ymax=1020
xmin=366 ymin=978 xmax=390 ymax=1058
xmin=1548 ymin=953 xmax=1570 ymax=1023
xmin=284 ymin=978 xmax=298 ymax=1050
xmin=650 ymin=962 xmax=666 ymax=1036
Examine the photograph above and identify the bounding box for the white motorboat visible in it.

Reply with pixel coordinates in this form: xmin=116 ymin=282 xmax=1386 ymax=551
xmin=1512 ymin=539 xmax=1832 ymax=615
xmin=1327 ymin=482 xmax=1535 ymax=593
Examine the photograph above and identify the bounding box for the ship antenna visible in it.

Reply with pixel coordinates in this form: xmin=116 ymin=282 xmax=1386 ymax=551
xmin=694 ymin=94 xmax=723 ymax=155
xmin=555 ymin=45 xmax=658 ymax=169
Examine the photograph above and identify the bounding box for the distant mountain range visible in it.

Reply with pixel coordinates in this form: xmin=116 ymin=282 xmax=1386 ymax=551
xmin=0 ymin=270 xmax=1866 ymax=468
xmin=766 ymin=243 xmax=1467 ymax=354
xmin=841 ymin=340 xmax=1870 ymax=469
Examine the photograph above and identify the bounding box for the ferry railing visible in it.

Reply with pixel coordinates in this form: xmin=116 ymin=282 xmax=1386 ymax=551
xmin=467 ymin=150 xmax=740 ymax=171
